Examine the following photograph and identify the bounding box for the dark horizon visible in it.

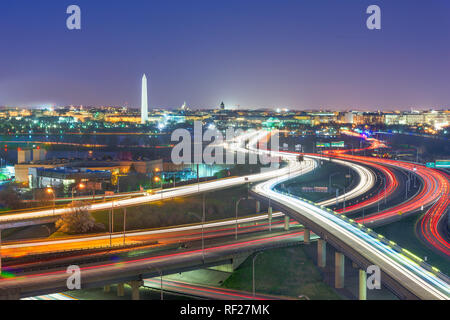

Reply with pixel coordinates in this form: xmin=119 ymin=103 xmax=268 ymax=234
xmin=1 ymin=0 xmax=450 ymax=110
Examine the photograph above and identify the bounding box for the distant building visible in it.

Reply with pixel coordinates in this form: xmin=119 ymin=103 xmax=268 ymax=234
xmin=17 ymin=149 xmax=31 ymax=164
xmin=33 ymin=148 xmax=46 ymax=161
xmin=15 ymin=159 xmax=163 ymax=185
xmin=353 ymin=112 xmax=384 ymax=126
xmin=104 ymin=114 xmax=141 ymax=123
xmin=28 ymin=167 xmax=112 ymax=189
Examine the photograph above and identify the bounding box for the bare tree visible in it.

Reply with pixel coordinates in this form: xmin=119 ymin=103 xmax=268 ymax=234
xmin=55 ymin=202 xmax=104 ymax=234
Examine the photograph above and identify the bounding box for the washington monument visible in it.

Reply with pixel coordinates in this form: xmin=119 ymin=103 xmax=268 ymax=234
xmin=141 ymin=74 xmax=148 ymax=124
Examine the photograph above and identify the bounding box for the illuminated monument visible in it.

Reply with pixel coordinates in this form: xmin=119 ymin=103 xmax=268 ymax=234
xmin=141 ymin=74 xmax=148 ymax=124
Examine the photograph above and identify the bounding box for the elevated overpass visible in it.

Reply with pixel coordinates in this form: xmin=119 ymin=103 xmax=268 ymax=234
xmin=0 ymin=229 xmax=305 ymax=299
xmin=251 ymin=167 xmax=450 ymax=300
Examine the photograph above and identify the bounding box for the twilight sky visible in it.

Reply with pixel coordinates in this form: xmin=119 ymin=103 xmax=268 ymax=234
xmin=0 ymin=0 xmax=449 ymax=110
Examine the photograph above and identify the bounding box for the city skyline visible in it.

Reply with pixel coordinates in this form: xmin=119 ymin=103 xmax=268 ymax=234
xmin=1 ymin=1 xmax=450 ymax=110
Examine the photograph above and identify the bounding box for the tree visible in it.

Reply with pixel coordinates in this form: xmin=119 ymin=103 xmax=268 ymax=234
xmin=55 ymin=202 xmax=105 ymax=234
xmin=0 ymin=185 xmax=22 ymax=209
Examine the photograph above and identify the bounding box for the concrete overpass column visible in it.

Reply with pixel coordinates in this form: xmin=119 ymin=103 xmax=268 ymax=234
xmin=359 ymin=269 xmax=367 ymax=300
xmin=304 ymin=228 xmax=310 ymax=244
xmin=129 ymin=280 xmax=144 ymax=300
xmin=284 ymin=215 xmax=290 ymax=230
xmin=268 ymin=207 xmax=273 ymax=229
xmin=256 ymin=201 xmax=260 ymax=213
xmin=103 ymin=285 xmax=110 ymax=293
xmin=317 ymin=239 xmax=326 ymax=268
xmin=117 ymin=283 xmax=125 ymax=297
xmin=335 ymin=252 xmax=345 ymax=289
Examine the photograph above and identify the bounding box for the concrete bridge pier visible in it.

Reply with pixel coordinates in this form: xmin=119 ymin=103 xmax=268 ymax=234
xmin=268 ymin=207 xmax=273 ymax=230
xmin=284 ymin=215 xmax=290 ymax=231
xmin=129 ymin=280 xmax=144 ymax=300
xmin=117 ymin=283 xmax=125 ymax=297
xmin=335 ymin=252 xmax=345 ymax=289
xmin=304 ymin=228 xmax=310 ymax=244
xmin=317 ymin=239 xmax=326 ymax=268
xmin=359 ymin=269 xmax=367 ymax=300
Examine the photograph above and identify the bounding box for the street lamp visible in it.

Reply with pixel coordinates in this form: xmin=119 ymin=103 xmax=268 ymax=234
xmin=252 ymin=252 xmax=263 ymax=297
xmin=123 ymin=207 xmax=127 ymax=245
xmin=71 ymin=183 xmax=85 ymax=204
xmin=109 ymin=200 xmax=115 ymax=247
xmin=154 ymin=176 xmax=163 ymax=200
xmin=46 ymin=187 xmax=56 ymax=216
xmin=235 ymin=197 xmax=247 ymax=240
xmin=329 ymin=172 xmax=339 ymax=193
xmin=333 ymin=184 xmax=346 ymax=212
xmin=148 ymin=266 xmax=164 ymax=300
xmin=186 ymin=193 xmax=206 ymax=262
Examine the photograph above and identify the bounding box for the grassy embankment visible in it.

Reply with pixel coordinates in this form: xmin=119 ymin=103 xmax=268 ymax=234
xmin=222 ymin=246 xmax=340 ymax=300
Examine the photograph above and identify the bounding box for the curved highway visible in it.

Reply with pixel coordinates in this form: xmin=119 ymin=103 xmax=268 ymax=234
xmin=252 ymin=166 xmax=450 ymax=300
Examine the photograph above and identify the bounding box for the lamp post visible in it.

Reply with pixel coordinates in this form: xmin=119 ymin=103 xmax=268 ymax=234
xmin=202 ymin=193 xmax=205 ymax=261
xmin=71 ymin=183 xmax=85 ymax=204
xmin=46 ymin=187 xmax=56 ymax=216
xmin=154 ymin=176 xmax=162 ymax=200
xmin=252 ymin=252 xmax=263 ymax=297
xmin=123 ymin=207 xmax=127 ymax=245
xmin=329 ymin=172 xmax=339 ymax=193
xmin=235 ymin=197 xmax=247 ymax=240
xmin=405 ymin=176 xmax=410 ymax=200
xmin=333 ymin=184 xmax=345 ymax=212
xmin=377 ymin=189 xmax=381 ymax=212
xmin=187 ymin=194 xmax=206 ymax=262
xmin=148 ymin=266 xmax=164 ymax=300
xmin=197 ymin=163 xmax=200 ymax=193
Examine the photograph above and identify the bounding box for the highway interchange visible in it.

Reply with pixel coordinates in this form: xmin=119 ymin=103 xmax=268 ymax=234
xmin=0 ymin=129 xmax=448 ymax=300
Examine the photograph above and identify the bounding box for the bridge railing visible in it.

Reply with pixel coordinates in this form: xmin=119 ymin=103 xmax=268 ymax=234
xmin=268 ymin=188 xmax=450 ymax=284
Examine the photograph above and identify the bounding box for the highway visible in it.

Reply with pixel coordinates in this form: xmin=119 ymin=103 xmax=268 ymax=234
xmin=252 ymin=167 xmax=450 ymax=300
xmin=143 ymin=278 xmax=285 ymax=300
xmin=0 ymin=129 xmax=378 ymax=230
xmin=0 ymin=213 xmax=293 ymax=260
xmin=23 ymin=279 xmax=285 ymax=300
xmin=280 ymin=130 xmax=448 ymax=257
xmin=1 ymin=129 xmax=433 ymax=300
xmin=332 ymin=132 xmax=450 ymax=257
xmin=0 ymin=131 xmax=316 ymax=226
xmin=0 ymin=228 xmax=307 ymax=299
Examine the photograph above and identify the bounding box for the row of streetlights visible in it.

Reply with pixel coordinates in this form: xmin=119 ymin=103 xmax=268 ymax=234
xmin=45 ymin=182 xmax=86 ymax=216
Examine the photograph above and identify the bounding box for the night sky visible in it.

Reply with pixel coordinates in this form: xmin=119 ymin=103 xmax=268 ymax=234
xmin=1 ymin=0 xmax=449 ymax=110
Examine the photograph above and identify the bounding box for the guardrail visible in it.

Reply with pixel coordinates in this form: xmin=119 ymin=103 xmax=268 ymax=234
xmin=263 ymin=189 xmax=450 ymax=285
